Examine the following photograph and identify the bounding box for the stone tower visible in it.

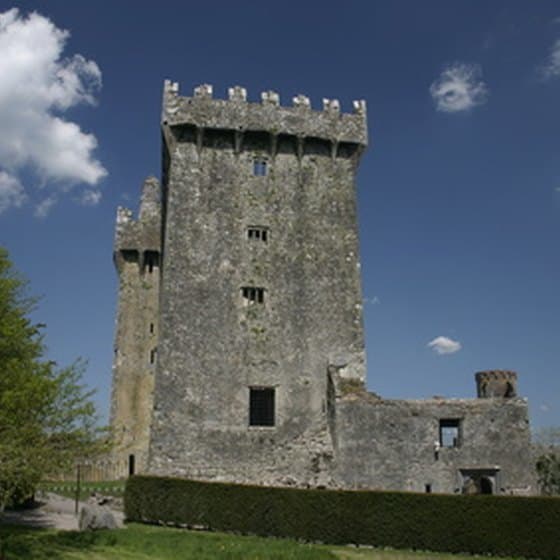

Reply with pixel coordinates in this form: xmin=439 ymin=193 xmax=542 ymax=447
xmin=475 ymin=370 xmax=517 ymax=398
xmin=146 ymin=81 xmax=368 ymax=486
xmin=110 ymin=176 xmax=161 ymax=475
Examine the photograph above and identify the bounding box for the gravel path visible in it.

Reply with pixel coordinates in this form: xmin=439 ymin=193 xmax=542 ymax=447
xmin=0 ymin=493 xmax=124 ymax=531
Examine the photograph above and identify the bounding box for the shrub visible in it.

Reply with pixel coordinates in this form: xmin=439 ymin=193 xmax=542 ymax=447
xmin=125 ymin=475 xmax=560 ymax=559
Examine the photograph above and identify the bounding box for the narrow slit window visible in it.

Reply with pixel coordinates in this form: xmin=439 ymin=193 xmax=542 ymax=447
xmin=242 ymin=286 xmax=265 ymax=305
xmin=249 ymin=387 xmax=275 ymax=426
xmin=247 ymin=227 xmax=268 ymax=243
xmin=439 ymin=419 xmax=461 ymax=448
xmin=150 ymin=347 xmax=157 ymax=365
xmin=149 ymin=323 xmax=154 ymax=334
xmin=253 ymin=158 xmax=267 ymax=176
xmin=144 ymin=251 xmax=160 ymax=274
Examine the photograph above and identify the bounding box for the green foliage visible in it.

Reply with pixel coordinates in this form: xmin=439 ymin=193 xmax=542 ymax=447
xmin=126 ymin=475 xmax=560 ymax=559
xmin=0 ymin=247 xmax=106 ymax=509
xmin=533 ymin=426 xmax=560 ymax=495
xmin=339 ymin=378 xmax=366 ymax=396
xmin=536 ymin=453 xmax=560 ymax=496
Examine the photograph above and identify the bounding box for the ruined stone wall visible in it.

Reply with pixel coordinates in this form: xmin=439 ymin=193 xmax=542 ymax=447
xmin=110 ymin=177 xmax=161 ymax=474
xmin=147 ymin=84 xmax=367 ymax=486
xmin=330 ymin=376 xmax=536 ymax=494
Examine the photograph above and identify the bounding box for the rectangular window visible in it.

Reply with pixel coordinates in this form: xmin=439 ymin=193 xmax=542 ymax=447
xmin=249 ymin=387 xmax=275 ymax=426
xmin=247 ymin=227 xmax=268 ymax=243
xmin=439 ymin=419 xmax=461 ymax=448
xmin=242 ymin=286 xmax=265 ymax=305
xmin=149 ymin=347 xmax=157 ymax=365
xmin=121 ymin=249 xmax=139 ymax=263
xmin=253 ymin=158 xmax=267 ymax=176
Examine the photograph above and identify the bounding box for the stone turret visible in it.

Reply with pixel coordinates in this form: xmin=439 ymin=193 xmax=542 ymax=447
xmin=110 ymin=177 xmax=162 ymax=476
xmin=139 ymin=176 xmax=161 ymax=221
xmin=114 ymin=176 xmax=161 ymax=270
xmin=475 ymin=370 xmax=518 ymax=398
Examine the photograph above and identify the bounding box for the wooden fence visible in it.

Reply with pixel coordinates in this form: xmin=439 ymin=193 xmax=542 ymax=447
xmin=47 ymin=458 xmax=130 ymax=482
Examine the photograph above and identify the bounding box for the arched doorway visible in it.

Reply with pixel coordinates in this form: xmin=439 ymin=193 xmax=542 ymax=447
xmin=460 ymin=468 xmax=499 ymax=495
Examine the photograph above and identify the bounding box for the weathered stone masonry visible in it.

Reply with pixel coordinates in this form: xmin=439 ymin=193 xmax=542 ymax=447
xmin=110 ymin=177 xmax=161 ymax=474
xmin=110 ymin=81 xmax=536 ymax=494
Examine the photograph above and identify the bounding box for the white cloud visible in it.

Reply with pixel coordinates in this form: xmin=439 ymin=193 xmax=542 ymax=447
xmin=427 ymin=336 xmax=462 ymax=355
xmin=540 ymin=38 xmax=560 ymax=79
xmin=363 ymin=296 xmax=380 ymax=306
xmin=0 ymin=8 xmax=106 ymax=214
xmin=540 ymin=404 xmax=550 ymax=413
xmin=0 ymin=170 xmax=26 ymax=213
xmin=34 ymin=196 xmax=57 ymax=219
xmin=430 ymin=63 xmax=488 ymax=113
xmin=79 ymin=189 xmax=102 ymax=206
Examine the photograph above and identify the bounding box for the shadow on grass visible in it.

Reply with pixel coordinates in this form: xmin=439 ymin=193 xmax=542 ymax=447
xmin=0 ymin=524 xmax=112 ymax=560
xmin=0 ymin=501 xmax=59 ymax=531
xmin=0 ymin=524 xmax=336 ymax=560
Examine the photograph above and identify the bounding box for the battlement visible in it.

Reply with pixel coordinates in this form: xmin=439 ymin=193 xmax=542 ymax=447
xmin=475 ymin=370 xmax=518 ymax=399
xmin=162 ymin=80 xmax=368 ymax=146
xmin=114 ymin=177 xmax=162 ymax=268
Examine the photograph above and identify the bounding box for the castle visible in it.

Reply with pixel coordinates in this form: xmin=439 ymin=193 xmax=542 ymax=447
xmin=110 ymin=80 xmax=535 ymax=494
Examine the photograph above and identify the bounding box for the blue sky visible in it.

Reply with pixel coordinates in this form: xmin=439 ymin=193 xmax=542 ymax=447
xmin=1 ymin=1 xmax=559 ymax=430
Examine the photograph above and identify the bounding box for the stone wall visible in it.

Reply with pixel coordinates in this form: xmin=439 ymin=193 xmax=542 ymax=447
xmin=329 ymin=373 xmax=535 ymax=494
xmin=147 ymin=83 xmax=367 ymax=486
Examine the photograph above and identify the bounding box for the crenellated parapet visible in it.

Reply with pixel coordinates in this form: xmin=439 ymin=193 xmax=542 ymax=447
xmin=114 ymin=176 xmax=162 ymax=272
xmin=161 ymin=80 xmax=368 ymax=148
xmin=475 ymin=370 xmax=518 ymax=399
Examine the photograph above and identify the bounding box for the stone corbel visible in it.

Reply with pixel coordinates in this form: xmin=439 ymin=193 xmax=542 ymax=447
xmin=269 ymin=133 xmax=278 ymax=159
xmin=330 ymin=140 xmax=339 ymax=162
xmin=234 ymin=130 xmax=244 ymax=155
xmin=196 ymin=127 xmax=205 ymax=158
xmin=296 ymin=136 xmax=305 ymax=162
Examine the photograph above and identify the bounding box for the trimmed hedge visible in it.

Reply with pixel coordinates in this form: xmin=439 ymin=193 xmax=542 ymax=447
xmin=125 ymin=475 xmax=560 ymax=559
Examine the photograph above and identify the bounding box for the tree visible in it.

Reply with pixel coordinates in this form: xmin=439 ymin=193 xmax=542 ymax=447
xmin=534 ymin=427 xmax=560 ymax=495
xmin=536 ymin=453 xmax=560 ymax=496
xmin=0 ymin=247 xmax=105 ymax=509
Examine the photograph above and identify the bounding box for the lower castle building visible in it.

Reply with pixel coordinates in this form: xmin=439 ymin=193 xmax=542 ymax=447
xmin=110 ymin=80 xmax=535 ymax=495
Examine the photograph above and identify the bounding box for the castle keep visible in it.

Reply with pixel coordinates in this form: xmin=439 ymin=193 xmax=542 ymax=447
xmin=111 ymin=81 xmax=535 ymax=494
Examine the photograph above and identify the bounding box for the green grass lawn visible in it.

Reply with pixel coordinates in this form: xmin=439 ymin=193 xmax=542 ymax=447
xmin=39 ymin=481 xmax=126 ymax=502
xmin=0 ymin=523 xmax=525 ymax=560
